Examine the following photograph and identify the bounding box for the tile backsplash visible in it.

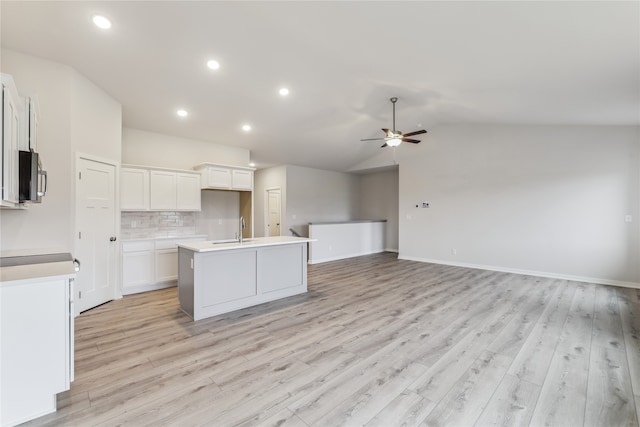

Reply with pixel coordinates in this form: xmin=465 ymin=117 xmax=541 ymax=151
xmin=121 ymin=212 xmax=197 ymax=239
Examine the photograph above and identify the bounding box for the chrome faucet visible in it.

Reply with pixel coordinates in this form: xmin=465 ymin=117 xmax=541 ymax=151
xmin=239 ymin=216 xmax=246 ymax=244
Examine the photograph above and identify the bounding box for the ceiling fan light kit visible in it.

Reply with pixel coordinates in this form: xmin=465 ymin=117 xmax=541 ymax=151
xmin=360 ymin=97 xmax=427 ymax=148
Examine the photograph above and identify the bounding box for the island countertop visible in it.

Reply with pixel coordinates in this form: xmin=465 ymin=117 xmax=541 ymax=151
xmin=177 ymin=236 xmax=314 ymax=253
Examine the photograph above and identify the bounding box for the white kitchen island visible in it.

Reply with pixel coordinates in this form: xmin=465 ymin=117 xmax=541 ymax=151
xmin=177 ymin=236 xmax=313 ymax=320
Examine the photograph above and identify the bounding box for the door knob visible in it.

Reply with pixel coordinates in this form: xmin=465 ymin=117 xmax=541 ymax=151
xmin=109 ymin=236 xmax=117 ymax=242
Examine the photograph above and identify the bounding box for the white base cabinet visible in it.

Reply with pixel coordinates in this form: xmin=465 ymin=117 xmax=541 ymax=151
xmin=121 ymin=236 xmax=206 ymax=295
xmin=1 ymin=275 xmax=73 ymax=427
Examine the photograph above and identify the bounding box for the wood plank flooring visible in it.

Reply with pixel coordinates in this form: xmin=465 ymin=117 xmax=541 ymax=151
xmin=23 ymin=253 xmax=640 ymax=426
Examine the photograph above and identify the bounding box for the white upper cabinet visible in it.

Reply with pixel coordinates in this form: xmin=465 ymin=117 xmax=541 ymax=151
xmin=121 ymin=165 xmax=201 ymax=211
xmin=176 ymin=173 xmax=201 ymax=211
xmin=149 ymin=170 xmax=177 ymax=210
xmin=1 ymin=74 xmax=22 ymax=207
xmin=121 ymin=167 xmax=149 ymax=210
xmin=195 ymin=163 xmax=255 ymax=191
xmin=23 ymin=96 xmax=39 ymax=152
xmin=205 ymin=166 xmax=232 ymax=189
xmin=231 ymin=169 xmax=252 ymax=191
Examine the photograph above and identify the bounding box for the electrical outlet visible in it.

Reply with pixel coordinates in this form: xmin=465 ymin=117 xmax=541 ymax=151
xmin=451 ymin=248 xmax=457 ymax=255
xmin=131 ymin=221 xmax=136 ymax=228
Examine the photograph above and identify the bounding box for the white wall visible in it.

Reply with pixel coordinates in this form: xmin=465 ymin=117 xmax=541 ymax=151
xmin=354 ymin=124 xmax=639 ymax=286
xmin=0 ymin=50 xmax=123 ymax=319
xmin=0 ymin=49 xmax=122 ymax=255
xmin=71 ymin=72 xmax=122 ymax=161
xmin=254 ymin=166 xmax=287 ymax=237
xmin=358 ymin=168 xmax=399 ymax=251
xmin=286 ymin=165 xmax=360 ymax=237
xmin=122 ymin=128 xmax=249 ymax=170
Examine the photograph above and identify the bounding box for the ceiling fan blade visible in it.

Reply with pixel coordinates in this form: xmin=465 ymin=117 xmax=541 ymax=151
xmin=381 ymin=142 xmax=388 ymax=148
xmin=382 ymin=128 xmax=394 ymax=138
xmin=360 ymin=138 xmax=386 ymax=141
xmin=402 ymin=129 xmax=427 ymax=137
xmin=402 ymin=138 xmax=421 ymax=144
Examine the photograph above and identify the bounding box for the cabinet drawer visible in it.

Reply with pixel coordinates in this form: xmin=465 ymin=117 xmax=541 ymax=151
xmin=155 ymin=240 xmax=178 ymax=250
xmin=122 ymin=241 xmax=154 ymax=252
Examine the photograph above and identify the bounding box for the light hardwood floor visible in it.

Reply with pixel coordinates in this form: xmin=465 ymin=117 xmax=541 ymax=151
xmin=24 ymin=253 xmax=640 ymax=426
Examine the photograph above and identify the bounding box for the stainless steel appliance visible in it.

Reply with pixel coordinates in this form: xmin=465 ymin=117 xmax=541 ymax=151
xmin=18 ymin=149 xmax=47 ymax=203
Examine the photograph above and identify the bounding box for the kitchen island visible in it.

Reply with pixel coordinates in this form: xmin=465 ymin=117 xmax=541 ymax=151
xmin=177 ymin=236 xmax=313 ymax=320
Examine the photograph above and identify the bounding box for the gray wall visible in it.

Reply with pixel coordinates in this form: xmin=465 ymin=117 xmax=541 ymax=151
xmin=352 ymin=124 xmax=640 ymax=286
xmin=286 ymin=165 xmax=360 ymax=237
xmin=358 ymin=168 xmax=399 ymax=251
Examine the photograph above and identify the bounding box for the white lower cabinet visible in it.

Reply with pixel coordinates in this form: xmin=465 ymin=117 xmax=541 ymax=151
xmin=122 ymin=236 xmax=206 ymax=295
xmin=121 ymin=241 xmax=155 ymax=289
xmin=1 ymin=275 xmax=73 ymax=427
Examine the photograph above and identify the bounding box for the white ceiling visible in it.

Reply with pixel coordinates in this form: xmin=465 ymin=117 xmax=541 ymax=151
xmin=2 ymin=1 xmax=638 ymax=171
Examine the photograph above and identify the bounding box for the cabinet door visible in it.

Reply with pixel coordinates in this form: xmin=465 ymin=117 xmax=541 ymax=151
xmin=155 ymin=249 xmax=179 ymax=282
xmin=2 ymin=82 xmax=20 ymax=205
xmin=149 ymin=170 xmax=177 ymax=210
xmin=206 ymin=167 xmax=231 ymax=189
xmin=231 ymin=169 xmax=253 ymax=191
xmin=121 ymin=168 xmax=149 ymax=210
xmin=176 ymin=173 xmax=201 ymax=211
xmin=122 ymin=249 xmax=154 ymax=288
xmin=1 ymin=278 xmax=68 ymax=425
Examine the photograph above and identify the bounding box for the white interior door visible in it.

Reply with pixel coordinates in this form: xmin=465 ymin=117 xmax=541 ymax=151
xmin=76 ymin=157 xmax=117 ymax=313
xmin=267 ymin=189 xmax=281 ymax=237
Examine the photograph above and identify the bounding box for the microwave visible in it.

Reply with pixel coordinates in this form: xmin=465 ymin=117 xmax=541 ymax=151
xmin=19 ymin=150 xmax=47 ymax=203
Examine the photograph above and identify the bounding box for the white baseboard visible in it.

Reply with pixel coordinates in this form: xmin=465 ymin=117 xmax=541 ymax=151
xmin=398 ymin=255 xmax=640 ymax=290
xmin=122 ymin=281 xmax=176 ymax=295
xmin=309 ymin=250 xmax=387 ymax=265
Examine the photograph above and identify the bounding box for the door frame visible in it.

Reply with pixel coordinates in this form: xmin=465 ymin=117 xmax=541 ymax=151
xmin=74 ymin=152 xmax=121 ymax=315
xmin=265 ymin=187 xmax=282 ymax=237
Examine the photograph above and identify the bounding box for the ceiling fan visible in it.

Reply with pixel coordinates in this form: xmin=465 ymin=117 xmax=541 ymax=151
xmin=360 ymin=97 xmax=427 ymax=148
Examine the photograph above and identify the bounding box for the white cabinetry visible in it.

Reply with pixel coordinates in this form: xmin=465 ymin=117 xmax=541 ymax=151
xmin=1 ymin=275 xmax=73 ymax=427
xmin=232 ymin=169 xmax=253 ymax=190
xmin=23 ymin=96 xmax=38 ymax=151
xmin=121 ymin=236 xmax=206 ymax=295
xmin=155 ymin=240 xmax=180 ymax=283
xmin=121 ymin=241 xmax=155 ymax=289
xmin=205 ymin=166 xmax=231 ymax=189
xmin=176 ymin=173 xmax=201 ymax=210
xmin=121 ymin=165 xmax=200 ymax=211
xmin=1 ymin=74 xmax=22 ymax=208
xmin=121 ymin=167 xmax=150 ymax=210
xmin=195 ymin=163 xmax=255 ymax=191
xmin=150 ymin=170 xmax=177 ymax=210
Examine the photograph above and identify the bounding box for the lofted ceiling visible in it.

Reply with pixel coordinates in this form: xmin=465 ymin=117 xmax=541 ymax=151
xmin=1 ymin=1 xmax=638 ymax=171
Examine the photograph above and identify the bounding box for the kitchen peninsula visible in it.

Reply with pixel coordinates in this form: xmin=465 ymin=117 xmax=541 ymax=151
xmin=177 ymin=236 xmax=313 ymax=320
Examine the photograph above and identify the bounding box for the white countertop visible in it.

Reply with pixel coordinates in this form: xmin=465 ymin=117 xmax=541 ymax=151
xmin=1 ymin=262 xmax=76 ymax=284
xmin=121 ymin=235 xmax=208 ymax=242
xmin=178 ymin=236 xmax=315 ymax=253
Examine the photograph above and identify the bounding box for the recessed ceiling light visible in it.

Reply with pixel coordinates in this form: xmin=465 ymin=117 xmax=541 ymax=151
xmin=279 ymin=88 xmax=289 ymax=96
xmin=92 ymin=15 xmax=112 ymax=30
xmin=249 ymin=162 xmax=256 ymax=167
xmin=242 ymin=124 xmax=251 ymax=132
xmin=207 ymin=60 xmax=220 ymax=70
xmin=176 ymin=109 xmax=188 ymax=117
